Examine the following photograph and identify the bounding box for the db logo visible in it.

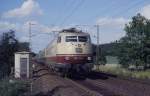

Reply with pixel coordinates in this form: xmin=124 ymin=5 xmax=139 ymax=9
xmin=78 ymin=44 xmax=81 ymax=47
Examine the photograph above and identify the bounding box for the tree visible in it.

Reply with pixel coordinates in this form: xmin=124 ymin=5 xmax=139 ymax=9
xmin=118 ymin=13 xmax=150 ymax=68
xmin=0 ymin=30 xmax=19 ymax=77
xmin=18 ymin=42 xmax=30 ymax=51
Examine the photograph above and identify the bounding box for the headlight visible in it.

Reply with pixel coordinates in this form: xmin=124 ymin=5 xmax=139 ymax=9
xmin=87 ymin=57 xmax=92 ymax=60
xmin=65 ymin=57 xmax=70 ymax=60
xmin=76 ymin=48 xmax=83 ymax=53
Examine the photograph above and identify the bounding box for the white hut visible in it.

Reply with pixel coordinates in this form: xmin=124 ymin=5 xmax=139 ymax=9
xmin=14 ymin=51 xmax=32 ymax=78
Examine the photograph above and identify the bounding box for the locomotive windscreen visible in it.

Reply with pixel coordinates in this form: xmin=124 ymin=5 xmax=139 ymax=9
xmin=66 ymin=36 xmax=90 ymax=42
xmin=78 ymin=36 xmax=88 ymax=42
xmin=66 ymin=36 xmax=77 ymax=42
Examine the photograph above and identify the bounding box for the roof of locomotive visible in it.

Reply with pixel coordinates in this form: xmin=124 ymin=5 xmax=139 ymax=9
xmin=59 ymin=28 xmax=89 ymax=35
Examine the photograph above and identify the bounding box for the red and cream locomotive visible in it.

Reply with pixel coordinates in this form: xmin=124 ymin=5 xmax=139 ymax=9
xmin=39 ymin=28 xmax=93 ymax=76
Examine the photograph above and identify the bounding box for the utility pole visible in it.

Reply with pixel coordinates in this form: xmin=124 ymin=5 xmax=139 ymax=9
xmin=29 ymin=22 xmax=31 ymax=51
xmin=96 ymin=25 xmax=100 ymax=69
xmin=29 ymin=22 xmax=35 ymax=52
xmin=28 ymin=22 xmax=36 ymax=95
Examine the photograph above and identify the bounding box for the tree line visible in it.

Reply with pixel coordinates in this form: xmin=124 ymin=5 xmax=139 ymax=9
xmin=98 ymin=13 xmax=150 ymax=69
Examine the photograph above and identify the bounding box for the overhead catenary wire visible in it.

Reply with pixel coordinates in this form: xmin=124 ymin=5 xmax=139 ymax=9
xmin=73 ymin=0 xmax=148 ymax=43
xmin=84 ymin=0 xmax=148 ymax=36
xmin=43 ymin=0 xmax=81 ymax=38
xmin=67 ymin=1 xmax=127 ymax=39
xmin=85 ymin=0 xmax=146 ymax=25
xmin=38 ymin=0 xmax=77 ymax=35
xmin=56 ymin=0 xmax=131 ymax=30
xmin=54 ymin=0 xmax=76 ymax=25
xmin=111 ymin=0 xmax=147 ymax=18
xmin=91 ymin=0 xmax=120 ymax=20
xmin=60 ymin=0 xmax=147 ymax=28
xmin=59 ymin=0 xmax=85 ymax=26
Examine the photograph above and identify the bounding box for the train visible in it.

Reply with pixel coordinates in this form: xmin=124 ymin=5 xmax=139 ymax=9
xmin=37 ymin=28 xmax=93 ymax=76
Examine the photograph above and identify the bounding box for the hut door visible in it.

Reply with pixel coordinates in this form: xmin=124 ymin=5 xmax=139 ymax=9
xmin=20 ymin=58 xmax=27 ymax=78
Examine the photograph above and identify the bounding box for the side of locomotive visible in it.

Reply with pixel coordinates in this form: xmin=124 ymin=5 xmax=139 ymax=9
xmin=44 ymin=28 xmax=93 ymax=75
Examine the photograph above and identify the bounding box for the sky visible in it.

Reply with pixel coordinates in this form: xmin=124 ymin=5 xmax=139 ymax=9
xmin=0 ymin=0 xmax=150 ymax=52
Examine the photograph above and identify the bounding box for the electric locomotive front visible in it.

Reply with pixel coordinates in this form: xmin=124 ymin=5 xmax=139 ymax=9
xmin=56 ymin=28 xmax=93 ymax=73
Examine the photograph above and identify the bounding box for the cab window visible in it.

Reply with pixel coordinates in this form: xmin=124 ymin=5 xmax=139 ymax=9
xmin=57 ymin=36 xmax=61 ymax=43
xmin=78 ymin=36 xmax=88 ymax=42
xmin=66 ymin=36 xmax=77 ymax=42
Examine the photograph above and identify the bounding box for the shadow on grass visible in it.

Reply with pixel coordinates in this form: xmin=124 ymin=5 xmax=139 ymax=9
xmin=69 ymin=71 xmax=117 ymax=80
xmin=87 ymin=71 xmax=117 ymax=80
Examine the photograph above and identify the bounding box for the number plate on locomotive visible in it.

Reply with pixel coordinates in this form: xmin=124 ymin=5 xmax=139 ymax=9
xmin=76 ymin=48 xmax=83 ymax=53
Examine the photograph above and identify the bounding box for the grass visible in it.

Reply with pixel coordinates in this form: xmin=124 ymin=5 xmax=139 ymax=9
xmin=0 ymin=78 xmax=29 ymax=96
xmin=96 ymin=65 xmax=150 ymax=79
xmin=132 ymin=70 xmax=150 ymax=79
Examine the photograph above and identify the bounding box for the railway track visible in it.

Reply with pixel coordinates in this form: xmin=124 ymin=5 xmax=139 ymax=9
xmin=32 ymin=62 xmax=150 ymax=96
xmin=32 ymin=63 xmax=103 ymax=96
xmin=88 ymin=71 xmax=150 ymax=96
xmin=70 ymin=79 xmax=121 ymax=96
xmin=62 ymin=78 xmax=102 ymax=96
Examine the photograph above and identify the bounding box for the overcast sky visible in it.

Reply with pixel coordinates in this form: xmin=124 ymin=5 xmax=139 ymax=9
xmin=0 ymin=0 xmax=150 ymax=52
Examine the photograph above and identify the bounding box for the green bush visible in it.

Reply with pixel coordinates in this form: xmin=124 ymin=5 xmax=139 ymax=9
xmin=0 ymin=79 xmax=28 ymax=96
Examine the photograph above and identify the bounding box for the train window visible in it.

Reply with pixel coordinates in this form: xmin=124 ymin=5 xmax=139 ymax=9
xmin=78 ymin=36 xmax=88 ymax=42
xmin=66 ymin=36 xmax=77 ymax=42
xmin=57 ymin=36 xmax=61 ymax=43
